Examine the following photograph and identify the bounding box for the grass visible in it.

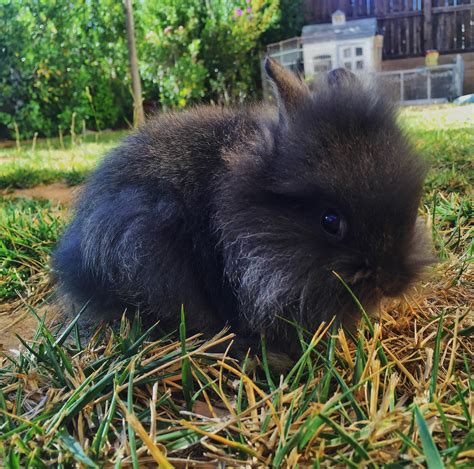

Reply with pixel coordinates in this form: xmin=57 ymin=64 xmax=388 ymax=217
xmin=0 ymin=131 xmax=127 ymax=189
xmin=0 ymin=197 xmax=65 ymax=305
xmin=0 ymin=104 xmax=472 ymax=467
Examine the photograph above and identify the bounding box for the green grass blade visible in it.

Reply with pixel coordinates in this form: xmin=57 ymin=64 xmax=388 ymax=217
xmin=319 ymin=327 xmax=336 ymax=402
xmin=54 ymin=299 xmax=91 ymax=347
xmin=434 ymin=399 xmax=452 ymax=448
xmin=318 ymin=413 xmax=372 ymax=464
xmin=92 ymin=377 xmax=119 ymax=454
xmin=414 ymin=405 xmax=445 ymax=469
xmin=180 ymin=305 xmax=194 ymax=411
xmin=260 ymin=334 xmax=276 ymax=391
xmin=430 ymin=311 xmax=445 ymax=401
xmin=58 ymin=430 xmax=98 ymax=468
xmin=127 ymin=365 xmax=139 ymax=469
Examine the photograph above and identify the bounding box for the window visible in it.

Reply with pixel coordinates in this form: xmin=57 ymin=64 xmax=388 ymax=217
xmin=313 ymin=55 xmax=333 ymax=73
xmin=339 ymin=45 xmax=365 ymax=71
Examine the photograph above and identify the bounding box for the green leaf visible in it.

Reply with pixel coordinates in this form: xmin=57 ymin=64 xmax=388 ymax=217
xmin=58 ymin=430 xmax=98 ymax=468
xmin=180 ymin=305 xmax=194 ymax=411
xmin=318 ymin=413 xmax=372 ymax=464
xmin=414 ymin=405 xmax=445 ymax=469
xmin=127 ymin=365 xmax=139 ymax=469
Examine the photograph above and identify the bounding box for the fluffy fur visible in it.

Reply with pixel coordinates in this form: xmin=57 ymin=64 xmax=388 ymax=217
xmin=52 ymin=60 xmax=433 ymax=351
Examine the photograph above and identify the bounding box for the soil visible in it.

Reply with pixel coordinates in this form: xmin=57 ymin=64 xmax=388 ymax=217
xmin=1 ymin=182 xmax=79 ymax=352
xmin=3 ymin=182 xmax=83 ymax=205
xmin=0 ymin=305 xmax=59 ymax=353
xmin=0 ymin=140 xmax=24 ymax=149
xmin=0 ymin=156 xmax=20 ymax=164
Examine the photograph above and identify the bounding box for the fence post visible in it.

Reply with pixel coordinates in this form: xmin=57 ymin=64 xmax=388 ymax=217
xmin=423 ymin=0 xmax=433 ymax=52
xmin=427 ymin=70 xmax=432 ymax=101
xmin=454 ymin=54 xmax=464 ymax=97
xmin=400 ymin=72 xmax=404 ymax=102
xmin=261 ymin=52 xmax=270 ymax=102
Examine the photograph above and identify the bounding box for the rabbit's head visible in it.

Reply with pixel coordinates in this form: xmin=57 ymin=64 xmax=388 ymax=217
xmin=215 ymin=58 xmax=433 ymax=334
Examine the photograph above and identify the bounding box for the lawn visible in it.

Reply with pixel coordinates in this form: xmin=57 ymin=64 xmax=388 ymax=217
xmin=0 ymin=105 xmax=472 ymax=467
xmin=0 ymin=131 xmax=127 ymax=189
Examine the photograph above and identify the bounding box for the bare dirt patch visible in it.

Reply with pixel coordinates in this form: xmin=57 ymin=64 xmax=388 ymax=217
xmin=0 ymin=140 xmax=22 ymax=149
xmin=1 ymin=182 xmax=79 ymax=351
xmin=0 ymin=304 xmax=59 ymax=353
xmin=0 ymin=156 xmax=20 ymax=164
xmin=3 ymin=182 xmax=82 ymax=205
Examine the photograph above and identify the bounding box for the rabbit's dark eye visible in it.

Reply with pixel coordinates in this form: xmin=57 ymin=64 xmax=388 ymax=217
xmin=321 ymin=210 xmax=344 ymax=237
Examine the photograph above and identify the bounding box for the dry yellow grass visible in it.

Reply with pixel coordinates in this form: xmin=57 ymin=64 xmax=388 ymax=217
xmin=0 ymin=105 xmax=472 ymax=466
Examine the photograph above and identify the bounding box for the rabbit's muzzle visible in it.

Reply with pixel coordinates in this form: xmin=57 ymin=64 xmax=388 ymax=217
xmin=350 ymin=263 xmax=413 ymax=298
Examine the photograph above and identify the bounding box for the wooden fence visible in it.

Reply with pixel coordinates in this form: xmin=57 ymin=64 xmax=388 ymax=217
xmin=304 ymin=0 xmax=473 ymax=59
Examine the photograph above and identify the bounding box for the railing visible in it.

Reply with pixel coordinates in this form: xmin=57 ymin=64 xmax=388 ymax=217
xmin=266 ymin=38 xmax=303 ymax=71
xmin=263 ymin=44 xmax=464 ymax=103
xmin=377 ymin=55 xmax=464 ymax=103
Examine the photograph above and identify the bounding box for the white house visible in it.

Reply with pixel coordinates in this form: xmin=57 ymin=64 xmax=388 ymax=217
xmin=264 ymin=10 xmax=463 ymax=104
xmin=301 ymin=10 xmax=383 ymax=79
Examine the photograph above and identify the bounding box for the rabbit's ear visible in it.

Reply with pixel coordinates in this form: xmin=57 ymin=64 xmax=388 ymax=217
xmin=264 ymin=57 xmax=310 ymax=124
xmin=327 ymin=68 xmax=359 ymax=87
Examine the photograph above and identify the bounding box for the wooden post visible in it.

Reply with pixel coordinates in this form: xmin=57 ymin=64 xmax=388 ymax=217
xmin=423 ymin=0 xmax=433 ymax=52
xmin=427 ymin=69 xmax=432 ymax=100
xmin=400 ymin=71 xmax=404 ymax=102
xmin=454 ymin=54 xmax=464 ymax=96
xmin=124 ymin=0 xmax=145 ymax=127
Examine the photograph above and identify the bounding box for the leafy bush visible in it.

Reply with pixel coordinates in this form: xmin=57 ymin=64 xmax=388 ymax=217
xmin=262 ymin=0 xmax=306 ymax=44
xmin=1 ymin=0 xmax=281 ymax=139
xmin=200 ymin=0 xmax=279 ymax=103
xmin=137 ymin=0 xmax=280 ymax=107
xmin=0 ymin=0 xmax=132 ymax=139
xmin=138 ymin=0 xmax=209 ymax=109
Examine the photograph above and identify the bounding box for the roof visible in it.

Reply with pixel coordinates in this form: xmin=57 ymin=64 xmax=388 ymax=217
xmin=302 ymin=18 xmax=378 ymax=44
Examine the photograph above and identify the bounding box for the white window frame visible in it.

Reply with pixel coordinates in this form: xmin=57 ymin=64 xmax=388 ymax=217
xmin=312 ymin=54 xmax=333 ymax=74
xmin=337 ymin=44 xmax=365 ymax=71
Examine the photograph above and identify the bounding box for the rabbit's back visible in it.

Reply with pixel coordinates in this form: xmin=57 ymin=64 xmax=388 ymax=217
xmin=82 ymin=106 xmax=273 ymax=202
xmin=52 ymin=105 xmax=272 ymax=328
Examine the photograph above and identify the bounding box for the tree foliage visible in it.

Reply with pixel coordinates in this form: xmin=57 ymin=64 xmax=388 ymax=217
xmin=0 ymin=0 xmax=288 ymax=139
xmin=262 ymin=0 xmax=306 ymax=45
xmin=0 ymin=0 xmax=131 ymax=138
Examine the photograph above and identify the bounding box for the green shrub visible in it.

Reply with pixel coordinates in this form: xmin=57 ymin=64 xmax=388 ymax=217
xmin=0 ymin=0 xmax=281 ymax=139
xmin=138 ymin=0 xmax=279 ymax=107
xmin=0 ymin=0 xmax=132 ymax=139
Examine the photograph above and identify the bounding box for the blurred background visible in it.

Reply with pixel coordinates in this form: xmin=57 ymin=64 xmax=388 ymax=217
xmin=1 ymin=0 xmax=472 ymax=141
xmin=0 ymin=0 xmax=291 ymax=139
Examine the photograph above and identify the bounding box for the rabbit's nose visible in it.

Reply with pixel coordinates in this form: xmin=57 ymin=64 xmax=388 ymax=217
xmin=376 ymin=268 xmax=407 ymax=297
xmin=351 ymin=268 xmax=373 ymax=284
xmin=350 ymin=259 xmax=373 ymax=284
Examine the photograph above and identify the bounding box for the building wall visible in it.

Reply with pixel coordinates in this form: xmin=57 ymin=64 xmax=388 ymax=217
xmin=382 ymin=52 xmax=474 ymax=94
xmin=302 ymin=1 xmax=474 ymax=61
xmin=302 ymin=37 xmax=375 ymax=78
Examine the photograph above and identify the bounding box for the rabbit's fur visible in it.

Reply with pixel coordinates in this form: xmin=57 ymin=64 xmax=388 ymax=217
xmin=52 ymin=60 xmax=433 ymax=352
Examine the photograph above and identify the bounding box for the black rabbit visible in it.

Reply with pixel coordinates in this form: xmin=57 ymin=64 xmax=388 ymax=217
xmin=52 ymin=59 xmax=433 ymax=352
